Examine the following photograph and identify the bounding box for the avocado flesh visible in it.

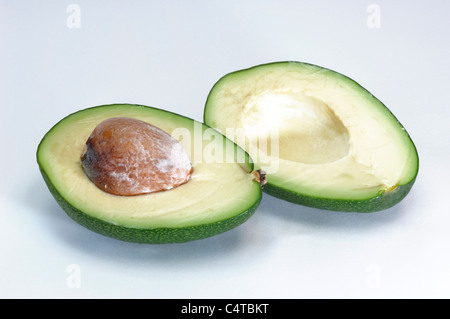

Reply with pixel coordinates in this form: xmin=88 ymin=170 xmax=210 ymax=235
xmin=37 ymin=104 xmax=261 ymax=243
xmin=204 ymin=61 xmax=419 ymax=212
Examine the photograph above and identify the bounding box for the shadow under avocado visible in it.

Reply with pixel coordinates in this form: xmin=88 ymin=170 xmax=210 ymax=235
xmin=29 ymin=173 xmax=414 ymax=266
xmin=258 ymin=190 xmax=411 ymax=231
xmin=29 ymin=175 xmax=257 ymax=265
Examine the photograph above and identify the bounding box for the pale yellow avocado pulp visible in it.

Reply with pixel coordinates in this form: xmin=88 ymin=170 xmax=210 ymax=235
xmin=204 ymin=62 xmax=419 ymax=207
xmin=38 ymin=104 xmax=260 ymax=229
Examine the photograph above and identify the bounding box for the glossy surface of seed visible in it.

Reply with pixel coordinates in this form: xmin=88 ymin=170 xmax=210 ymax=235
xmin=80 ymin=117 xmax=192 ymax=196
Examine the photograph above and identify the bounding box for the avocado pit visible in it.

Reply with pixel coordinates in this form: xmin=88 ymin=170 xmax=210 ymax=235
xmin=80 ymin=117 xmax=192 ymax=196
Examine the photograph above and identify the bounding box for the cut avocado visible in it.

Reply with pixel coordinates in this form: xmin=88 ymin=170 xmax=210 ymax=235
xmin=37 ymin=104 xmax=262 ymax=243
xmin=204 ymin=61 xmax=419 ymax=212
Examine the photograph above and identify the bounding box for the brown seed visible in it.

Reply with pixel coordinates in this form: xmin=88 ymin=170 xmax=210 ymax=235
xmin=80 ymin=117 xmax=192 ymax=196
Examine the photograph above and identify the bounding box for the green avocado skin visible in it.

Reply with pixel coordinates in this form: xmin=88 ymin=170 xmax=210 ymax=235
xmin=39 ymin=163 xmax=261 ymax=244
xmin=262 ymin=179 xmax=416 ymax=213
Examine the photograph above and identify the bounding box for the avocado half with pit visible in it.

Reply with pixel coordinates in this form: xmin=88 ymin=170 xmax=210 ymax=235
xmin=37 ymin=104 xmax=262 ymax=243
xmin=204 ymin=61 xmax=419 ymax=212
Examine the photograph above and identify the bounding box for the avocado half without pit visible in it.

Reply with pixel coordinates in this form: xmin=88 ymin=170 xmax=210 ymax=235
xmin=37 ymin=104 xmax=262 ymax=243
xmin=204 ymin=61 xmax=419 ymax=212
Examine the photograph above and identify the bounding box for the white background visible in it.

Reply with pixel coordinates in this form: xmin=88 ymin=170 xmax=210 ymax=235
xmin=1 ymin=0 xmax=449 ymax=299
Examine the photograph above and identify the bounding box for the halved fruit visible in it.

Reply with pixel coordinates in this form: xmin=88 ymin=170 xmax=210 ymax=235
xmin=37 ymin=104 xmax=262 ymax=243
xmin=204 ymin=61 xmax=419 ymax=212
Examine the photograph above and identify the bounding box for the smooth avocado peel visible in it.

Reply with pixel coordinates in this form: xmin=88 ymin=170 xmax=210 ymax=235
xmin=37 ymin=104 xmax=263 ymax=243
xmin=204 ymin=61 xmax=419 ymax=212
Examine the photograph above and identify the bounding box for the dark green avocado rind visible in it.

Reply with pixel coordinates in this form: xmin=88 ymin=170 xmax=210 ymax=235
xmin=261 ymin=178 xmax=416 ymax=213
xmin=38 ymin=166 xmax=261 ymax=244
